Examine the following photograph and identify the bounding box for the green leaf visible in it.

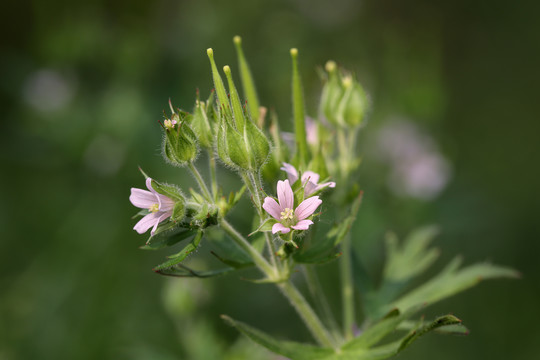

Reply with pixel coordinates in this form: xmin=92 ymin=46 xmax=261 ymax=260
xmin=141 ymin=228 xmax=197 ymax=250
xmin=249 ymin=218 xmax=277 ymax=236
xmin=390 ymin=259 xmax=520 ymax=315
xmin=293 ymin=192 xmax=362 ymax=264
xmin=228 ymin=185 xmax=246 ymax=208
xmin=155 ymin=263 xmax=236 ymax=278
xmin=145 ymin=220 xmax=183 ymax=243
xmin=153 ymin=230 xmax=203 ymax=271
xmin=233 ymin=36 xmax=260 ymax=121
xmin=221 ymin=315 xmax=335 ymax=360
xmin=383 ymin=226 xmax=440 ymax=282
xmin=342 ymin=305 xmax=423 ymax=351
xmin=207 ymin=228 xmax=254 ymax=265
xmin=397 ymin=315 xmax=463 ymax=353
xmin=211 ymin=251 xmax=254 ymax=269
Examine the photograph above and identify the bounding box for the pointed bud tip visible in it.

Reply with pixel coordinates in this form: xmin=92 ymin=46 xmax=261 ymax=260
xmin=206 ymin=48 xmax=214 ymax=57
xmin=290 ymin=48 xmax=298 ymax=57
xmin=342 ymin=76 xmax=353 ymax=88
xmin=325 ymin=60 xmax=336 ymax=73
xmin=233 ymin=35 xmax=242 ymax=45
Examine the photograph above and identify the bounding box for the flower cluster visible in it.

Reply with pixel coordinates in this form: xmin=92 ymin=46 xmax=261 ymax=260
xmin=262 ymin=163 xmax=335 ymax=235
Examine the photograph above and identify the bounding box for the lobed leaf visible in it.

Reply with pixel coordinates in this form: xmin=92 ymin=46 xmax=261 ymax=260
xmin=152 ymin=230 xmax=203 ymax=271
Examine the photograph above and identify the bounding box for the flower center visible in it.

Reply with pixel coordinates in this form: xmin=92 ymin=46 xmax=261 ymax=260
xmin=280 ymin=208 xmax=294 ymax=221
xmin=149 ymin=203 xmax=159 ymax=213
xmin=164 ymin=119 xmax=176 ymax=130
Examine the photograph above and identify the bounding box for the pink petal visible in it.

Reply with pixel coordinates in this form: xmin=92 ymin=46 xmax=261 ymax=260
xmin=157 ymin=195 xmax=175 ymax=212
xmin=130 ymin=188 xmax=156 ymax=209
xmin=323 ymin=181 xmax=336 ymax=188
xmin=277 ymin=180 xmax=294 ymax=210
xmin=280 ymin=163 xmax=299 ymax=183
xmin=133 ymin=212 xmax=161 ymax=234
xmin=263 ymin=197 xmax=282 ymax=220
xmin=291 ymin=219 xmax=314 ymax=231
xmin=146 ymin=177 xmax=156 ymax=193
xmin=151 ymin=212 xmax=171 ymax=235
xmin=295 ymin=196 xmax=322 ymax=220
xmin=306 ymin=181 xmax=336 ymax=196
xmin=272 ymin=223 xmax=291 ymax=234
xmin=304 ymin=181 xmax=318 ymax=196
xmin=145 ymin=177 xmax=175 ymax=212
xmin=302 ymin=171 xmax=320 ymax=185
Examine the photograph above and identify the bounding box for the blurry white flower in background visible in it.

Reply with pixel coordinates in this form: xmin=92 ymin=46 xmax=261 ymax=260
xmin=23 ymin=69 xmax=75 ymax=113
xmin=375 ymin=119 xmax=451 ymax=200
xmin=84 ymin=134 xmax=126 ymax=177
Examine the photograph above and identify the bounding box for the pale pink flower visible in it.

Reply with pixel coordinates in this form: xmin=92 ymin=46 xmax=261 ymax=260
xmin=129 ymin=178 xmax=175 ymax=235
xmin=280 ymin=163 xmax=336 ymax=196
xmin=262 ymin=179 xmax=322 ymax=234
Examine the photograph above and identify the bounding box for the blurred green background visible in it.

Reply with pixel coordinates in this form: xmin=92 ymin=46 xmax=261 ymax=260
xmin=1 ymin=0 xmax=538 ymax=359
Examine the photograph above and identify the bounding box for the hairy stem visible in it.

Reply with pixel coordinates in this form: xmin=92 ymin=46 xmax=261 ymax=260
xmin=188 ymin=162 xmax=213 ymax=202
xmin=303 ymin=265 xmax=343 ymax=344
xmin=278 ymin=281 xmax=338 ymax=349
xmin=208 ymin=151 xmax=218 ymax=201
xmin=250 ymin=172 xmax=280 ymax=270
xmin=340 ymin=232 xmax=355 ymax=340
xmin=219 ymin=219 xmax=275 ymax=278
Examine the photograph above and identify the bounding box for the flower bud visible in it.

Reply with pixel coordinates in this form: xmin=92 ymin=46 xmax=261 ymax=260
xmin=162 ymin=113 xmax=199 ymax=167
xmin=337 ymin=76 xmax=368 ymax=127
xmin=320 ymin=60 xmax=344 ymax=126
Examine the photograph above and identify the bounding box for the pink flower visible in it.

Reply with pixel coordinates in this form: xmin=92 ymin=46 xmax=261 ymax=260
xmin=262 ymin=179 xmax=322 ymax=234
xmin=129 ymin=178 xmax=175 ymax=235
xmin=280 ymin=163 xmax=336 ymax=196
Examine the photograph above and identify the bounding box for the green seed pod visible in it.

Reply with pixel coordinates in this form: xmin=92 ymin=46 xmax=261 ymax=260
xmin=191 ymin=99 xmax=213 ymax=149
xmin=245 ymin=119 xmax=270 ymax=169
xmin=162 ymin=117 xmax=199 ymax=167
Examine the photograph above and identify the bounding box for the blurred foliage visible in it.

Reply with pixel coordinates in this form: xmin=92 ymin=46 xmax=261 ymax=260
xmin=1 ymin=0 xmax=538 ymax=359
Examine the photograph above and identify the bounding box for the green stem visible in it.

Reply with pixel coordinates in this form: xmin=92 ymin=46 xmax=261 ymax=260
xmin=188 ymin=162 xmax=213 ymax=202
xmin=337 ymin=128 xmax=349 ymax=181
xmin=278 ymin=281 xmax=338 ymax=349
xmin=251 ymin=172 xmax=280 ymax=270
xmin=219 ymin=219 xmax=275 ymax=278
xmin=303 ymin=266 xmax=343 ymax=344
xmin=340 ymin=232 xmax=354 ymax=340
xmin=208 ymin=151 xmax=218 ymax=201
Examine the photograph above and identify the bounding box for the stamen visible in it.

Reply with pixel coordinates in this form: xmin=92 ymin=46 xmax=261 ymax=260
xmin=280 ymin=208 xmax=294 ymax=220
xmin=149 ymin=204 xmax=159 ymax=213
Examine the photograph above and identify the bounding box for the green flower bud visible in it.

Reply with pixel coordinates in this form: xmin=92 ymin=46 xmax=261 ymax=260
xmin=337 ymin=75 xmax=368 ymax=127
xmin=162 ymin=114 xmax=199 ymax=167
xmin=320 ymin=60 xmax=344 ymax=126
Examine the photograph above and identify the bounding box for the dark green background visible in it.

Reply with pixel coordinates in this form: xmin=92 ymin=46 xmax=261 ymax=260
xmin=1 ymin=0 xmax=538 ymax=359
